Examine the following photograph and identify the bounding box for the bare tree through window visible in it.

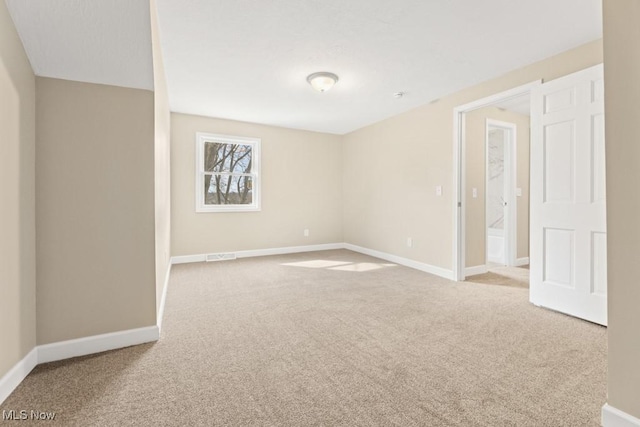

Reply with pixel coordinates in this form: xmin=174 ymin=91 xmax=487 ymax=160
xmin=196 ymin=133 xmax=261 ymax=212
xmin=204 ymin=142 xmax=253 ymax=205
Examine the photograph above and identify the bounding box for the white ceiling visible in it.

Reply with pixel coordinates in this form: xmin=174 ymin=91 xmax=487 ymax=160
xmin=5 ymin=0 xmax=601 ymax=134
xmin=5 ymin=0 xmax=154 ymax=91
xmin=157 ymin=0 xmax=601 ymax=134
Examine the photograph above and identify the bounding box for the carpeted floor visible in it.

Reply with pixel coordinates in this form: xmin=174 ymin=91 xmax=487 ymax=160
xmin=468 ymin=265 xmax=530 ymax=289
xmin=0 ymin=250 xmax=606 ymax=426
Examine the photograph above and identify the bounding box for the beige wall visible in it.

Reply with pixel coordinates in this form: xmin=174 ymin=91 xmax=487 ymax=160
xmin=171 ymin=113 xmax=343 ymax=256
xmin=150 ymin=0 xmax=171 ymax=315
xmin=36 ymin=77 xmax=157 ymax=344
xmin=343 ymin=40 xmax=601 ymax=271
xmin=603 ymin=0 xmax=640 ymax=419
xmin=465 ymin=107 xmax=530 ymax=267
xmin=0 ymin=0 xmax=36 ymax=378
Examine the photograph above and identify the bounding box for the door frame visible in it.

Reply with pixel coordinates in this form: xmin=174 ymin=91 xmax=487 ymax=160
xmin=485 ymin=119 xmax=517 ymax=267
xmin=452 ymin=80 xmax=541 ymax=281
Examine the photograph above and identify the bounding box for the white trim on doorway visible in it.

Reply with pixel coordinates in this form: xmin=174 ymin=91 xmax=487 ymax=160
xmin=452 ymin=80 xmax=541 ymax=281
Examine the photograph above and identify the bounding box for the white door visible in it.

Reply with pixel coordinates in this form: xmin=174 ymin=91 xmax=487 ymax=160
xmin=530 ymin=64 xmax=607 ymax=326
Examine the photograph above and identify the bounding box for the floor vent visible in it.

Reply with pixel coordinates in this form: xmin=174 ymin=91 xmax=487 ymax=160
xmin=205 ymin=253 xmax=237 ymax=262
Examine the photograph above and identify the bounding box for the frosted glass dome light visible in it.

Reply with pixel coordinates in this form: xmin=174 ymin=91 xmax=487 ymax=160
xmin=307 ymin=72 xmax=339 ymax=92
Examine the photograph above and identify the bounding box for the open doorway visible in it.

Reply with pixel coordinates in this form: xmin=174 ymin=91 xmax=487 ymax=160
xmin=454 ymin=66 xmax=606 ymax=325
xmin=452 ymin=81 xmax=540 ymax=281
xmin=464 ymin=111 xmax=530 ymax=276
xmin=486 ymin=120 xmax=516 ymax=266
xmin=459 ymin=91 xmax=533 ymax=278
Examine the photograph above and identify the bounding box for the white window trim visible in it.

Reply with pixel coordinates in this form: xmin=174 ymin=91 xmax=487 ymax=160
xmin=195 ymin=132 xmax=261 ymax=213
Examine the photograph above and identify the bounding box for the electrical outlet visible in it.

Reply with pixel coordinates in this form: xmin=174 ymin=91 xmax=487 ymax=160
xmin=407 ymin=237 xmax=413 ymax=248
xmin=303 ymin=229 xmax=309 ymax=237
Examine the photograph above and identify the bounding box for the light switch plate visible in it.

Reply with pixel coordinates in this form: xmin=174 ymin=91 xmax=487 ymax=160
xmin=516 ymin=188 xmax=522 ymax=197
xmin=472 ymin=188 xmax=477 ymax=198
xmin=436 ymin=186 xmax=442 ymax=196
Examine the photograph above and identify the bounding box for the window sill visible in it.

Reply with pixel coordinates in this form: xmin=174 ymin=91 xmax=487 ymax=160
xmin=196 ymin=205 xmax=261 ymax=213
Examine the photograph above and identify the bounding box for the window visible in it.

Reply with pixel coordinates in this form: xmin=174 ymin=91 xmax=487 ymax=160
xmin=195 ymin=132 xmax=261 ymax=212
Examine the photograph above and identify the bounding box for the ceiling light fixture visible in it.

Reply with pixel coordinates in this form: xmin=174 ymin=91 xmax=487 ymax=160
xmin=307 ymin=72 xmax=339 ymax=92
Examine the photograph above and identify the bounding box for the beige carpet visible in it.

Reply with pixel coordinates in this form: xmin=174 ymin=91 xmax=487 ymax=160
xmin=468 ymin=265 xmax=530 ymax=289
xmin=1 ymin=250 xmax=606 ymax=426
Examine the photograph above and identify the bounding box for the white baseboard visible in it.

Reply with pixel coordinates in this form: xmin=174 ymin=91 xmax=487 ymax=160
xmin=1 ymin=326 xmax=160 ymax=404
xmin=602 ymin=404 xmax=640 ymax=427
xmin=38 ymin=326 xmax=159 ymax=364
xmin=0 ymin=348 xmax=38 ymax=405
xmin=157 ymin=263 xmax=172 ymax=333
xmin=171 ymin=253 xmax=207 ymax=264
xmin=515 ymin=257 xmax=530 ymax=267
xmin=171 ymin=243 xmax=344 ymax=265
xmin=171 ymin=243 xmax=454 ymax=281
xmin=465 ymin=265 xmax=488 ymax=276
xmin=343 ymin=243 xmax=455 ymax=280
xmin=235 ymin=243 xmax=343 ymax=258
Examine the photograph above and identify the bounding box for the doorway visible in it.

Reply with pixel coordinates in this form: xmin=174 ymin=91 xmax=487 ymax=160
xmin=453 ymin=66 xmax=607 ymax=326
xmin=454 ymin=82 xmax=537 ymax=280
xmin=486 ymin=120 xmax=516 ymax=266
